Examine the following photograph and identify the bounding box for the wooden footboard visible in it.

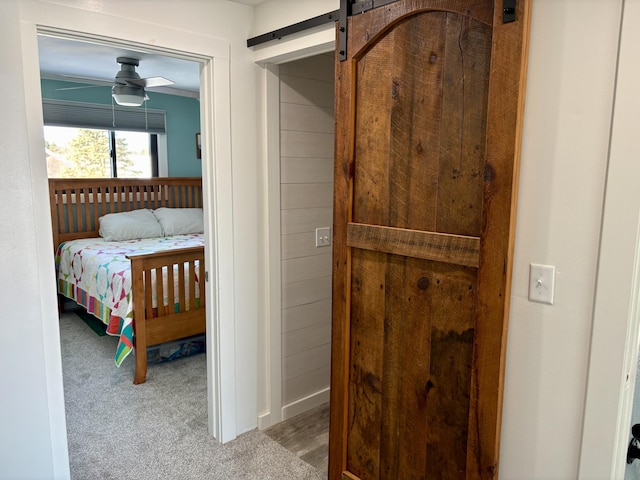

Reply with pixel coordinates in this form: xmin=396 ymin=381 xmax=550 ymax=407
xmin=128 ymin=246 xmax=206 ymax=384
xmin=49 ymin=177 xmax=205 ymax=384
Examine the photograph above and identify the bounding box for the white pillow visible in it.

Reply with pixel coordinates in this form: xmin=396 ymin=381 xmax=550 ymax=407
xmin=98 ymin=209 xmax=163 ymax=242
xmin=152 ymin=208 xmax=204 ymax=236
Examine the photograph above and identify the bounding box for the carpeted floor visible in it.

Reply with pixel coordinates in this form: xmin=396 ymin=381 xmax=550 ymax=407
xmin=59 ymin=312 xmax=325 ymax=480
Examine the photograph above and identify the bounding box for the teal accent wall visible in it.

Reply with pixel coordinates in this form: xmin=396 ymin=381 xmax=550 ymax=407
xmin=41 ymin=79 xmax=202 ymax=177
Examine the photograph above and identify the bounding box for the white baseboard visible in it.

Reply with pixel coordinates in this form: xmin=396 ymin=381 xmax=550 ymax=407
xmin=257 ymin=411 xmax=273 ymax=430
xmin=281 ymin=387 xmax=330 ymax=421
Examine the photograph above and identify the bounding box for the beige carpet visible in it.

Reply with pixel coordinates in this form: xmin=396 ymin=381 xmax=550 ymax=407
xmin=59 ymin=312 xmax=324 ymax=480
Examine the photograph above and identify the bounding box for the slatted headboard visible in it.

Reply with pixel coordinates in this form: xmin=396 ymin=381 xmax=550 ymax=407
xmin=49 ymin=177 xmax=203 ymax=252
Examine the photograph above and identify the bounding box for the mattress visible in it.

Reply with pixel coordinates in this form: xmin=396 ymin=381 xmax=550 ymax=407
xmin=56 ymin=233 xmax=205 ymax=366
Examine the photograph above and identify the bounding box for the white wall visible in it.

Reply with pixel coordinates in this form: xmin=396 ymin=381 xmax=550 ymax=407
xmin=579 ymin=0 xmax=640 ymax=476
xmin=252 ymin=1 xmax=624 ymax=479
xmin=253 ymin=0 xmax=339 ymax=430
xmin=0 ymin=0 xmax=629 ymax=476
xmin=0 ymin=3 xmax=69 ymax=477
xmin=252 ymin=0 xmax=337 ymax=37
xmin=0 ymin=0 xmax=259 ymax=477
xmin=250 ymin=0 xmax=339 ymax=65
xmin=279 ymin=54 xmax=335 ymax=418
xmin=500 ymin=1 xmax=621 ymax=478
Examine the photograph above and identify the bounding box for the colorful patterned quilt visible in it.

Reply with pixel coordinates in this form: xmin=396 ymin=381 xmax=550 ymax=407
xmin=56 ymin=233 xmax=205 ymax=366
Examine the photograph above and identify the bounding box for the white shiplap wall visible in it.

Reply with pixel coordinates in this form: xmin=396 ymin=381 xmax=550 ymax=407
xmin=280 ymin=54 xmax=335 ymax=412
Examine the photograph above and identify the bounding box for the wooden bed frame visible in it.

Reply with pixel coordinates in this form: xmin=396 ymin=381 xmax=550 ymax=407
xmin=49 ymin=177 xmax=206 ymax=384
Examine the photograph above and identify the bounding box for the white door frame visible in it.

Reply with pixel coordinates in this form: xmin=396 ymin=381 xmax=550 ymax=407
xmin=19 ymin=2 xmax=237 ymax=444
xmin=254 ymin=28 xmax=335 ymax=429
xmin=579 ymin=0 xmax=640 ymax=477
xmin=258 ymin=62 xmax=283 ymax=429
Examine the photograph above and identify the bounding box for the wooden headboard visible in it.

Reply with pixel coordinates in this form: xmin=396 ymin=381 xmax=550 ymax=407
xmin=49 ymin=177 xmax=203 ymax=252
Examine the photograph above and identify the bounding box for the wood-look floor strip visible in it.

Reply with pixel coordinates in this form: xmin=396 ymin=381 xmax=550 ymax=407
xmin=263 ymin=402 xmax=329 ymax=478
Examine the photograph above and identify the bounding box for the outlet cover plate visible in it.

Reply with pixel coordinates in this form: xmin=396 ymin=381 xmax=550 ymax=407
xmin=315 ymin=227 xmax=331 ymax=247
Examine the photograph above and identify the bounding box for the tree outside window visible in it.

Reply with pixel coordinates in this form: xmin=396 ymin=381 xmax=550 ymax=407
xmin=45 ymin=126 xmax=156 ymax=178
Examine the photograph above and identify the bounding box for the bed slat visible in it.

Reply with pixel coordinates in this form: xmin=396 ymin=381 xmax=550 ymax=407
xmin=189 ymin=259 xmax=196 ymax=313
xmin=156 ymin=266 xmax=165 ymax=316
xmin=167 ymin=264 xmax=176 ymax=316
xmin=144 ymin=267 xmax=153 ymax=320
xmin=178 ymin=263 xmax=186 ymax=313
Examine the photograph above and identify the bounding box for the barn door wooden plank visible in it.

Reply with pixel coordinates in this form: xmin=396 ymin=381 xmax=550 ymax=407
xmin=346 ymin=223 xmax=481 ymax=267
xmin=329 ymin=1 xmax=531 ymax=479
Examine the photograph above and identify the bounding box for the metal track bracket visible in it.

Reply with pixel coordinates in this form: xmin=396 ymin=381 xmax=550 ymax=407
xmin=503 ymin=0 xmax=516 ymax=23
xmin=338 ymin=0 xmax=351 ymax=61
xmin=339 ymin=0 xmax=400 ymax=61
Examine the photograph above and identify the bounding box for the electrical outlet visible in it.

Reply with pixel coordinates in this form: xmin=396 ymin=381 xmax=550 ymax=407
xmin=315 ymin=227 xmax=331 ymax=247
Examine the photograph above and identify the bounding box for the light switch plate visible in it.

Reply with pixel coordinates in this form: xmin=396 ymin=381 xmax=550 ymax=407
xmin=529 ymin=263 xmax=555 ymax=305
xmin=315 ymin=227 xmax=331 ymax=247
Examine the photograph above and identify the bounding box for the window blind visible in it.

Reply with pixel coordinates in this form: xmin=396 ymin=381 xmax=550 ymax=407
xmin=42 ymin=98 xmax=166 ymax=134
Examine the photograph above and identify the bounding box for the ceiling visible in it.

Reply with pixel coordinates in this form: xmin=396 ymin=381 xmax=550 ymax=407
xmin=38 ymin=1 xmax=269 ymax=97
xmin=38 ymin=34 xmax=201 ymax=97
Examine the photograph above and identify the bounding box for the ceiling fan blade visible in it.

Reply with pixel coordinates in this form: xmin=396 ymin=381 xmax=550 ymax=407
xmin=127 ymin=76 xmax=175 ymax=88
xmin=60 ymin=74 xmax=113 ymax=85
xmin=55 ymin=84 xmax=104 ymax=91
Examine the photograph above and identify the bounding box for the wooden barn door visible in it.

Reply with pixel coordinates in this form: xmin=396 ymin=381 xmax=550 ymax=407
xmin=328 ymin=1 xmax=531 ymax=479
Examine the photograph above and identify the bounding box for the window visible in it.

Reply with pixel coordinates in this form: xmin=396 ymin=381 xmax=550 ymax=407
xmin=44 ymin=126 xmax=158 ymax=178
xmin=42 ymin=99 xmax=166 ymax=178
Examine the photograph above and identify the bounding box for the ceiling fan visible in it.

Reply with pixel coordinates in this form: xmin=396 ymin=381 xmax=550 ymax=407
xmin=56 ymin=57 xmax=175 ymax=107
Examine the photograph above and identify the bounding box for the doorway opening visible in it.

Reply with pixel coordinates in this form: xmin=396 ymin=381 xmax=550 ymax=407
xmin=29 ymin=19 xmax=237 ymax=463
xmin=261 ymin=51 xmax=334 ymax=476
xmin=37 ymin=31 xmax=212 ymax=459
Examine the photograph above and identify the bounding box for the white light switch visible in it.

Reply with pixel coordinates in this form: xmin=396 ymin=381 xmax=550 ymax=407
xmin=315 ymin=227 xmax=331 ymax=247
xmin=529 ymin=263 xmax=555 ymax=305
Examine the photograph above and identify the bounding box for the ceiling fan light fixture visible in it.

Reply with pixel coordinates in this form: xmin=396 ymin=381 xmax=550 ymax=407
xmin=112 ymin=84 xmax=145 ymax=107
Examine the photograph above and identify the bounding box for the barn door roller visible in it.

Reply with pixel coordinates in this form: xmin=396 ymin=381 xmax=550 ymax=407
xmin=339 ymin=0 xmax=517 ymax=61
